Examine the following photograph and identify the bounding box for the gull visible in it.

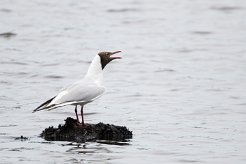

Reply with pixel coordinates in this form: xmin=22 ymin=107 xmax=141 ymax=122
xmin=33 ymin=51 xmax=122 ymax=126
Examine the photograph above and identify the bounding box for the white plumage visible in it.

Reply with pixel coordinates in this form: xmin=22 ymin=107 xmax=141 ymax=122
xmin=33 ymin=51 xmax=121 ymax=125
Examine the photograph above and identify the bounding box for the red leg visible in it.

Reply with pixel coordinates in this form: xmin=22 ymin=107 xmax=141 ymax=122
xmin=75 ymin=105 xmax=79 ymax=122
xmin=81 ymin=106 xmax=84 ymax=126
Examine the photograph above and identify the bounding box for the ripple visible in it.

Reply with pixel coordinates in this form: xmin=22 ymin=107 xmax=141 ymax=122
xmin=107 ymin=8 xmax=139 ymax=13
xmin=0 ymin=8 xmax=12 ymax=13
xmin=41 ymin=63 xmax=60 ymax=67
xmin=96 ymin=140 xmax=131 ymax=146
xmin=0 ymin=32 xmax=16 ymax=39
xmin=177 ymin=48 xmax=209 ymax=53
xmin=0 ymin=61 xmax=28 ymax=66
xmin=211 ymin=6 xmax=243 ymax=12
xmin=0 ymin=124 xmax=17 ymax=127
xmin=0 ymin=81 xmax=11 ymax=85
xmin=155 ymin=68 xmax=175 ymax=73
xmin=9 ymin=147 xmax=34 ymax=152
xmin=44 ymin=75 xmax=64 ymax=79
xmin=66 ymin=143 xmax=112 ymax=154
xmin=190 ymin=31 xmax=213 ymax=35
xmin=206 ymin=88 xmax=226 ymax=92
xmin=178 ymin=159 xmax=201 ymax=163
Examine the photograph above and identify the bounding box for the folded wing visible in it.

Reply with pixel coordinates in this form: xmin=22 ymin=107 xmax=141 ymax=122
xmin=33 ymin=79 xmax=105 ymax=112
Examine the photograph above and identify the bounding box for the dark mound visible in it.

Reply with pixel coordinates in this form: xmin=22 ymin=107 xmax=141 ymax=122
xmin=41 ymin=117 xmax=132 ymax=143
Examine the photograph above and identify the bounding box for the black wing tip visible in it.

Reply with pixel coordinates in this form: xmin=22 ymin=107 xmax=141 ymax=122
xmin=32 ymin=108 xmax=39 ymax=113
xmin=33 ymin=96 xmax=55 ymax=113
xmin=32 ymin=106 xmax=44 ymax=113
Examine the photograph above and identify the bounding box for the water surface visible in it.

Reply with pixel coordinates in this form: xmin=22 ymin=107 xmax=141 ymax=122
xmin=1 ymin=0 xmax=246 ymax=163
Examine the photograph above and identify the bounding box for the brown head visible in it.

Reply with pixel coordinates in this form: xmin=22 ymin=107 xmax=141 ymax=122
xmin=98 ymin=51 xmax=122 ymax=69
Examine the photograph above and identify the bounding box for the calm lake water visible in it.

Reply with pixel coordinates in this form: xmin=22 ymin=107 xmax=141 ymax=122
xmin=1 ymin=0 xmax=246 ymax=163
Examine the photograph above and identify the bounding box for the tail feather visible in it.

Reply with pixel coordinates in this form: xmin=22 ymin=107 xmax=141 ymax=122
xmin=33 ymin=96 xmax=56 ymax=113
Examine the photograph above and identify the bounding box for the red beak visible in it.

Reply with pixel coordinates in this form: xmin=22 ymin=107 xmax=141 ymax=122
xmin=110 ymin=51 xmax=122 ymax=59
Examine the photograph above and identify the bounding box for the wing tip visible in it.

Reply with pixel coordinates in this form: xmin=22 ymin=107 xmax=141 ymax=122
xmin=32 ymin=108 xmax=40 ymax=113
xmin=32 ymin=106 xmax=45 ymax=113
xmin=33 ymin=96 xmax=56 ymax=113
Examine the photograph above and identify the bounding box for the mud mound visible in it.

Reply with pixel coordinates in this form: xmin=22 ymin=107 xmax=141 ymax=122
xmin=41 ymin=117 xmax=132 ymax=143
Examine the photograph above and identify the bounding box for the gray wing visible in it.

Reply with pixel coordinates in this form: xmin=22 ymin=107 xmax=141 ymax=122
xmin=50 ymin=79 xmax=105 ymax=106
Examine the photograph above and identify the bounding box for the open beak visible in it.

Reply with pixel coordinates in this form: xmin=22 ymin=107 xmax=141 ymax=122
xmin=110 ymin=51 xmax=122 ymax=60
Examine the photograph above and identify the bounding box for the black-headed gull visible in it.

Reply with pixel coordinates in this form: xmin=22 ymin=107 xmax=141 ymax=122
xmin=33 ymin=51 xmax=122 ymax=126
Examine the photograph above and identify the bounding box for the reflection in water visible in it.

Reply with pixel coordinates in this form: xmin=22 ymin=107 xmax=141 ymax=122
xmin=64 ymin=142 xmax=112 ymax=154
xmin=96 ymin=140 xmax=131 ymax=146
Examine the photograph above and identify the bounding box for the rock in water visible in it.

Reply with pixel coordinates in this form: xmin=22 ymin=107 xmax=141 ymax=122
xmin=41 ymin=117 xmax=133 ymax=143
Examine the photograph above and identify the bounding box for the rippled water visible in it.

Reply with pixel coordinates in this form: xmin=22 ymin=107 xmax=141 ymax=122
xmin=1 ymin=0 xmax=246 ymax=163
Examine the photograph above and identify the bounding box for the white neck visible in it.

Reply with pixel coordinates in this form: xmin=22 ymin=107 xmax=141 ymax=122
xmin=85 ymin=55 xmax=103 ymax=84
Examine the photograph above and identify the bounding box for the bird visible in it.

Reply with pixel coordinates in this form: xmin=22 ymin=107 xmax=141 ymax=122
xmin=33 ymin=51 xmax=122 ymax=126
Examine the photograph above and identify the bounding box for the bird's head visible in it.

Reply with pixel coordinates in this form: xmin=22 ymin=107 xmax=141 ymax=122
xmin=98 ymin=51 xmax=122 ymax=69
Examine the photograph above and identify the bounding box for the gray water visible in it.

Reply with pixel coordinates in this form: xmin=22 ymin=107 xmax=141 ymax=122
xmin=1 ymin=0 xmax=246 ymax=163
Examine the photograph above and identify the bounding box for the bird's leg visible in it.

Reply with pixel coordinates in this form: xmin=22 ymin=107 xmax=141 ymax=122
xmin=75 ymin=105 xmax=79 ymax=122
xmin=81 ymin=106 xmax=85 ymax=126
